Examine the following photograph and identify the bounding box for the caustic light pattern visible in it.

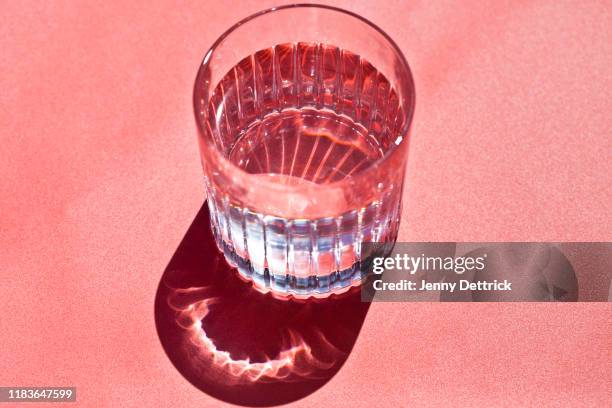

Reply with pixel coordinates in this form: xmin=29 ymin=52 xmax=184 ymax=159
xmin=167 ymin=286 xmax=342 ymax=382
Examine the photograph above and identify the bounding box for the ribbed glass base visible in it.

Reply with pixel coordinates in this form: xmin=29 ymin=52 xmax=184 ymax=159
xmin=206 ymin=193 xmax=400 ymax=298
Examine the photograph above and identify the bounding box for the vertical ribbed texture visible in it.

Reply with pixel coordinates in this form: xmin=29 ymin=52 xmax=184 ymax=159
xmin=205 ymin=43 xmax=404 ymax=297
xmin=206 ymin=190 xmax=401 ymax=297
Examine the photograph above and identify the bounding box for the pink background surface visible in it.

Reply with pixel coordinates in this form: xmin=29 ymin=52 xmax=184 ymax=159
xmin=1 ymin=0 xmax=610 ymax=406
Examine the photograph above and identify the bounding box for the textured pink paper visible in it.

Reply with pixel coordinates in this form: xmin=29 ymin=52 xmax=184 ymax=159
xmin=0 ymin=1 xmax=610 ymax=406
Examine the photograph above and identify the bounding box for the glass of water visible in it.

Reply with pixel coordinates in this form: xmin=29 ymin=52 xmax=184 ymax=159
xmin=193 ymin=4 xmax=415 ymax=298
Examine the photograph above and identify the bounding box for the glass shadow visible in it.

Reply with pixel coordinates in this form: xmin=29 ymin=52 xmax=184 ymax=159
xmin=155 ymin=203 xmax=371 ymax=406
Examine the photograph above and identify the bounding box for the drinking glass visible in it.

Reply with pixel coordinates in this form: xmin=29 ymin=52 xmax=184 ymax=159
xmin=194 ymin=4 xmax=415 ymax=298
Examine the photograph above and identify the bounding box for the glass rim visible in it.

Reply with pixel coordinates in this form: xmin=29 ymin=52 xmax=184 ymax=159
xmin=193 ymin=3 xmax=416 ymax=192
